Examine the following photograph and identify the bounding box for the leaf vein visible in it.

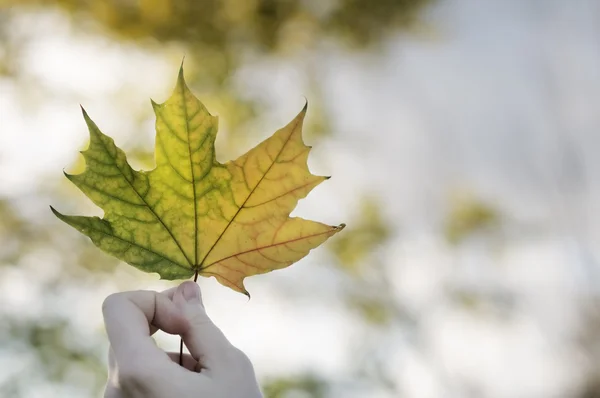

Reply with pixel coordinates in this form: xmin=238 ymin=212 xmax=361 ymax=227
xmin=243 ymin=180 xmax=316 ymax=209
xmin=178 ymin=78 xmax=200 ymax=266
xmin=86 ymin=221 xmax=189 ymax=270
xmin=201 ymin=228 xmax=334 ymax=271
xmin=198 ymin=116 xmax=303 ymax=267
xmin=93 ymin=125 xmax=194 ymax=266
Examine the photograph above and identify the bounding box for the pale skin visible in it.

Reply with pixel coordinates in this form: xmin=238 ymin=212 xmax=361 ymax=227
xmin=102 ymin=281 xmax=263 ymax=398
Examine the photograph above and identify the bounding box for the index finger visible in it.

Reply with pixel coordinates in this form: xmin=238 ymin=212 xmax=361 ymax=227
xmin=149 ymin=286 xmax=178 ymax=336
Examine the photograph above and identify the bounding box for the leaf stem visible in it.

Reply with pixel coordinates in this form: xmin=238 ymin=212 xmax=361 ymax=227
xmin=179 ymin=269 xmax=200 ymax=366
xmin=178 ymin=339 xmax=184 ymax=366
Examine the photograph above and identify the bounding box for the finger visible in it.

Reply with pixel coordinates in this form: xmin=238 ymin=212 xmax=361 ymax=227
xmin=149 ymin=285 xmax=179 ymax=336
xmin=166 ymin=352 xmax=200 ymax=372
xmin=102 ymin=290 xmax=189 ymax=367
xmin=160 ymin=285 xmax=179 ymax=300
xmin=173 ymin=282 xmax=234 ymax=369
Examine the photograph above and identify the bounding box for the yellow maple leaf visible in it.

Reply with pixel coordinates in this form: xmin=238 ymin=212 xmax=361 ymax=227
xmin=51 ymin=67 xmax=345 ymax=296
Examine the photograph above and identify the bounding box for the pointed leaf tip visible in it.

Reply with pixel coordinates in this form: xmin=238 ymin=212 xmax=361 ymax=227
xmin=177 ymin=62 xmax=186 ymax=83
xmin=50 ymin=205 xmax=65 ymax=221
xmin=174 ymin=64 xmax=191 ymax=95
xmin=80 ymin=107 xmax=97 ymax=132
xmin=80 ymin=105 xmax=89 ymax=119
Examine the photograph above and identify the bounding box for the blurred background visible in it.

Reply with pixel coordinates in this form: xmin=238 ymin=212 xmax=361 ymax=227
xmin=1 ymin=0 xmax=599 ymax=397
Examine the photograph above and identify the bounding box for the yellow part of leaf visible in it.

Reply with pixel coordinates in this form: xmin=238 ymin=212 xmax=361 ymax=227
xmin=51 ymin=67 xmax=345 ymax=295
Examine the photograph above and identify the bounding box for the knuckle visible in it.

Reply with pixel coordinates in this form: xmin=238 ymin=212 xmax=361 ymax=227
xmin=186 ymin=310 xmax=212 ymax=327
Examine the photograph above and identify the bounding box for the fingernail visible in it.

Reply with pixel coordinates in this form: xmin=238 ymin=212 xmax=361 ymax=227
xmin=183 ymin=282 xmax=199 ymax=302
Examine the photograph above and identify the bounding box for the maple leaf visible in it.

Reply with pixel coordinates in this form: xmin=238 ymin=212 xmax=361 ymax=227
xmin=51 ymin=67 xmax=345 ymax=296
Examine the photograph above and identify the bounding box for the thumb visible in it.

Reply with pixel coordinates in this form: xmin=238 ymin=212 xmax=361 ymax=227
xmin=174 ymin=281 xmax=233 ymax=369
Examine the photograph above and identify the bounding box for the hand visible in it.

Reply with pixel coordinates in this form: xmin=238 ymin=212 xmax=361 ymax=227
xmin=102 ymin=281 xmax=263 ymax=398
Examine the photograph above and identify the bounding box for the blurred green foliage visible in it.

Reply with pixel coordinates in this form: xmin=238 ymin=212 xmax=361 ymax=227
xmin=0 ymin=200 xmax=32 ymax=264
xmin=329 ymin=199 xmax=398 ymax=327
xmin=263 ymin=374 xmax=327 ymax=398
xmin=329 ymin=198 xmax=404 ymax=332
xmin=15 ymin=0 xmax=430 ymax=50
xmin=444 ymin=196 xmax=499 ymax=245
xmin=2 ymin=0 xmax=432 ymax=139
xmin=330 ymin=199 xmax=391 ymax=274
xmin=1 ymin=319 xmax=106 ymax=395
